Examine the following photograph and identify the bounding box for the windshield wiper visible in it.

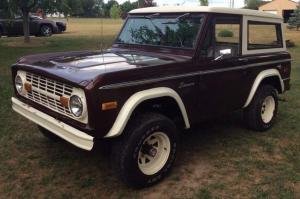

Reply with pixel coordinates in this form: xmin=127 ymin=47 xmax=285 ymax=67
xmin=143 ymin=13 xmax=164 ymax=38
xmin=176 ymin=13 xmax=190 ymax=21
xmin=144 ymin=13 xmax=160 ymax=19
xmin=162 ymin=13 xmax=191 ymax=24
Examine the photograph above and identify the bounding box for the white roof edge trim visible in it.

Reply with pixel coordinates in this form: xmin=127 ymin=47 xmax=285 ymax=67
xmin=129 ymin=6 xmax=282 ymax=20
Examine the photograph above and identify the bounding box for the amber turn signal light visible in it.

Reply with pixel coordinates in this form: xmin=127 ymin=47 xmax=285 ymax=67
xmin=102 ymin=101 xmax=118 ymax=111
xmin=24 ymin=82 xmax=32 ymax=92
xmin=60 ymin=96 xmax=69 ymax=108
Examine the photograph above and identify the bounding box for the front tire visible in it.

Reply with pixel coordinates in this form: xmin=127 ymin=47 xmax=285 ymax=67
xmin=244 ymin=85 xmax=278 ymax=131
xmin=111 ymin=113 xmax=178 ymax=188
xmin=40 ymin=25 xmax=53 ymax=37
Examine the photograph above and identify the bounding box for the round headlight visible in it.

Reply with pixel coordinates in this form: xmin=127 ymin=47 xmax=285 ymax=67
xmin=70 ymin=95 xmax=83 ymax=117
xmin=15 ymin=75 xmax=23 ymax=94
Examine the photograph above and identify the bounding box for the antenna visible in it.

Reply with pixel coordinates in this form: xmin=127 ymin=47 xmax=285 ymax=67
xmin=229 ymin=0 xmax=234 ymax=8
xmin=100 ymin=16 xmax=104 ymax=65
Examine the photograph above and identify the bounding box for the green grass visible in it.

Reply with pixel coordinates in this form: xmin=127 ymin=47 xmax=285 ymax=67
xmin=0 ymin=18 xmax=299 ymax=198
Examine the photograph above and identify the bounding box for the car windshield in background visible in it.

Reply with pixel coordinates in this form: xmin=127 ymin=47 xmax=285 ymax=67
xmin=116 ymin=14 xmax=204 ymax=49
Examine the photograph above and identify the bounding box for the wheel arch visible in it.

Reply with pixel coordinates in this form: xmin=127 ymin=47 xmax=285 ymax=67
xmin=39 ymin=23 xmax=53 ymax=32
xmin=104 ymin=87 xmax=190 ymax=138
xmin=243 ymin=69 xmax=284 ymax=108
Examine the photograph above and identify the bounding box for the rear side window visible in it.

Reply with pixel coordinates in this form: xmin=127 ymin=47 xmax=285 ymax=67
xmin=248 ymin=21 xmax=283 ymax=50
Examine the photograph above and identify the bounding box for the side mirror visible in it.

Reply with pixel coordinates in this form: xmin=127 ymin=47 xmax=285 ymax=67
xmin=215 ymin=48 xmax=232 ymax=61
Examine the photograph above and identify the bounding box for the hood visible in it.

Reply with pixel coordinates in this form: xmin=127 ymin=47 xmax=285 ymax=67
xmin=16 ymin=49 xmax=190 ymax=86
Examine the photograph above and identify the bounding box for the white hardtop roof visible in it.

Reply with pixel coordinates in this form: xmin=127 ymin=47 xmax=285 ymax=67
xmin=129 ymin=6 xmax=282 ymax=19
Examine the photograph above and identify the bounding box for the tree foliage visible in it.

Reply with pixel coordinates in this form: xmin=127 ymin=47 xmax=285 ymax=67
xmin=2 ymin=0 xmax=154 ymax=18
xmin=0 ymin=0 xmax=11 ymax=17
xmin=110 ymin=4 xmax=121 ymax=19
xmin=1 ymin=0 xmax=156 ymax=42
xmin=288 ymin=3 xmax=300 ymax=30
xmin=244 ymin=0 xmax=262 ymax=10
xmin=103 ymin=0 xmax=118 ymax=17
xmin=199 ymin=0 xmax=209 ymax=6
xmin=138 ymin=0 xmax=156 ymax=8
xmin=120 ymin=1 xmax=138 ymax=18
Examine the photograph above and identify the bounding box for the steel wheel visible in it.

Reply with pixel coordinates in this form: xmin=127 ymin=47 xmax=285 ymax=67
xmin=111 ymin=113 xmax=178 ymax=187
xmin=244 ymin=85 xmax=278 ymax=131
xmin=138 ymin=132 xmax=171 ymax=175
xmin=261 ymin=96 xmax=275 ymax=123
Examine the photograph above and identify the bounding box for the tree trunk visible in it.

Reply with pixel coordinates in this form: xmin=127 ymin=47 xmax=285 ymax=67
xmin=22 ymin=10 xmax=30 ymax=43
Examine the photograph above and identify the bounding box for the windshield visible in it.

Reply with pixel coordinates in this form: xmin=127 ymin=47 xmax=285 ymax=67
xmin=116 ymin=14 xmax=204 ymax=49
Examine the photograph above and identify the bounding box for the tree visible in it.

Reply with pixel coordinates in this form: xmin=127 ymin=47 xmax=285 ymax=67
xmin=120 ymin=1 xmax=138 ymax=18
xmin=67 ymin=0 xmax=83 ymax=17
xmin=93 ymin=0 xmax=104 ymax=17
xmin=103 ymin=0 xmax=118 ymax=17
xmin=138 ymin=0 xmax=156 ymax=8
xmin=288 ymin=3 xmax=300 ymax=30
xmin=56 ymin=0 xmax=71 ymax=18
xmin=199 ymin=0 xmax=208 ymax=6
xmin=4 ymin=0 xmax=76 ymax=42
xmin=0 ymin=0 xmax=11 ymax=18
xmin=110 ymin=4 xmax=121 ymax=19
xmin=7 ymin=0 xmax=38 ymax=43
xmin=37 ymin=0 xmax=57 ymax=17
xmin=82 ymin=0 xmax=96 ymax=17
xmin=244 ymin=0 xmax=262 ymax=10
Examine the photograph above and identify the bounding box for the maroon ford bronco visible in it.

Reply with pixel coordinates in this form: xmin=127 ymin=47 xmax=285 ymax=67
xmin=11 ymin=6 xmax=291 ymax=187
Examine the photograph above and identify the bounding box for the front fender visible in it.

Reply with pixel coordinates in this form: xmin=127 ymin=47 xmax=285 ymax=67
xmin=104 ymin=87 xmax=190 ymax=138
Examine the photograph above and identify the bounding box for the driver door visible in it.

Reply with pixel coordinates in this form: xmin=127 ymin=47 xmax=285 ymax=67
xmin=196 ymin=15 xmax=251 ymax=119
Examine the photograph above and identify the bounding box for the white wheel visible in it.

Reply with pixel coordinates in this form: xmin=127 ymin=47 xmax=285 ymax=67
xmin=261 ymin=96 xmax=275 ymax=123
xmin=244 ymin=85 xmax=278 ymax=131
xmin=138 ymin=132 xmax=171 ymax=175
xmin=111 ymin=113 xmax=177 ymax=187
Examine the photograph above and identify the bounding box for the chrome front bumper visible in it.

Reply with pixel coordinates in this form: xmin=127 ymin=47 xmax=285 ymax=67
xmin=11 ymin=97 xmax=94 ymax=151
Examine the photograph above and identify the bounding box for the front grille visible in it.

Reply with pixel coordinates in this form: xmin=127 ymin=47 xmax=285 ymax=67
xmin=25 ymin=72 xmax=74 ymax=118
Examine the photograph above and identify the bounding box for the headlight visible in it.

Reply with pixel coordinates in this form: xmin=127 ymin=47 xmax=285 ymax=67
xmin=70 ymin=95 xmax=83 ymax=117
xmin=15 ymin=75 xmax=23 ymax=94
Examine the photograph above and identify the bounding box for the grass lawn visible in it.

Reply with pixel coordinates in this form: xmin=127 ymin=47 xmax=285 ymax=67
xmin=0 ymin=18 xmax=299 ymax=198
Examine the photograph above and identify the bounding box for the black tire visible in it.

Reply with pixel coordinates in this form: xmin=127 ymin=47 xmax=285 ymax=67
xmin=244 ymin=85 xmax=278 ymax=131
xmin=38 ymin=126 xmax=62 ymax=142
xmin=0 ymin=28 xmax=3 ymax=38
xmin=111 ymin=112 xmax=178 ymax=188
xmin=40 ymin=25 xmax=53 ymax=37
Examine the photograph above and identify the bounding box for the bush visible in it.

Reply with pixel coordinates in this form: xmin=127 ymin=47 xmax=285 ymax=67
xmin=218 ymin=29 xmax=234 ymax=37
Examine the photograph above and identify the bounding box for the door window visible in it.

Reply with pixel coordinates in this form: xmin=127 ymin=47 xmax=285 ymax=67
xmin=200 ymin=16 xmax=241 ymax=59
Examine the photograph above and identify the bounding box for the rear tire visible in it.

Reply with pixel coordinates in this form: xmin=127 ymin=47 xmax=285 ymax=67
xmin=244 ymin=85 xmax=278 ymax=131
xmin=40 ymin=25 xmax=52 ymax=37
xmin=111 ymin=113 xmax=178 ymax=188
xmin=38 ymin=126 xmax=61 ymax=142
xmin=0 ymin=28 xmax=3 ymax=38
